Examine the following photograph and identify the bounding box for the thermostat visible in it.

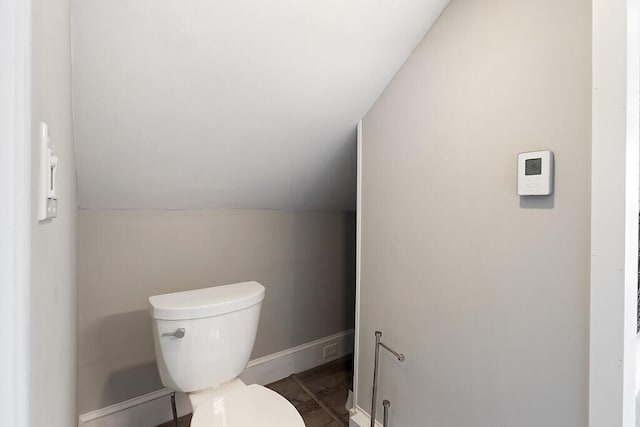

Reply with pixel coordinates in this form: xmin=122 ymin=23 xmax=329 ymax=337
xmin=517 ymin=150 xmax=554 ymax=196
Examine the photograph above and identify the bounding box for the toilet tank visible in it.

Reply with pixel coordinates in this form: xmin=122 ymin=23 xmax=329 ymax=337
xmin=149 ymin=281 xmax=265 ymax=392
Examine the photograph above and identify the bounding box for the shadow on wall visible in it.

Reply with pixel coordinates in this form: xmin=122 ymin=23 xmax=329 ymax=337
xmin=78 ymin=209 xmax=358 ymax=415
xmin=343 ymin=213 xmax=357 ymax=329
xmin=519 ymin=193 xmax=554 ymax=209
xmin=106 ymin=362 xmax=162 ymax=405
xmin=98 ymin=309 xmax=164 ymax=404
xmin=289 ymin=212 xmax=357 ymax=345
xmin=92 ymin=212 xmax=356 ymax=406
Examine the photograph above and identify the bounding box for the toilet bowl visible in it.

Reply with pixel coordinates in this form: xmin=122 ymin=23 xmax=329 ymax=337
xmin=149 ymin=281 xmax=305 ymax=427
xmin=189 ymin=382 xmax=304 ymax=427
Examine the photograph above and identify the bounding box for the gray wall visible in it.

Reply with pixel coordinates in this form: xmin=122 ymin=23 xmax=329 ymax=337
xmin=358 ymin=0 xmax=590 ymax=426
xmin=30 ymin=0 xmax=78 ymax=425
xmin=78 ymin=209 xmax=355 ymax=414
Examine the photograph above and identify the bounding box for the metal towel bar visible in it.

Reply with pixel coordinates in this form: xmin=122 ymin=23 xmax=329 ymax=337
xmin=371 ymin=331 xmax=404 ymax=427
xmin=383 ymin=400 xmax=390 ymax=427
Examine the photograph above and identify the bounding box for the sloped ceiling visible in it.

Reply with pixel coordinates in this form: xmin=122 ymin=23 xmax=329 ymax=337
xmin=71 ymin=0 xmax=450 ymax=211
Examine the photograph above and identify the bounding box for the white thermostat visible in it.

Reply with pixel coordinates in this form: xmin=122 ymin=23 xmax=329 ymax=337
xmin=517 ymin=150 xmax=554 ymax=196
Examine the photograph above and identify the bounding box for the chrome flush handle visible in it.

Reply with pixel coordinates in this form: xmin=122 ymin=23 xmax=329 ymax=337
xmin=162 ymin=328 xmax=185 ymax=339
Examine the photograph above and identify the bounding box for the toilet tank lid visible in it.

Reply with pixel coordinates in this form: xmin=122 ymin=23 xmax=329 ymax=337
xmin=149 ymin=281 xmax=265 ymax=320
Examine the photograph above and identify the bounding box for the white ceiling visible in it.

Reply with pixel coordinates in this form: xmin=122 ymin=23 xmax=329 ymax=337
xmin=71 ymin=0 xmax=450 ymax=211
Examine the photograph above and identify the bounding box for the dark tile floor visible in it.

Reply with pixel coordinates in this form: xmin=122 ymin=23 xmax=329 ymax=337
xmin=158 ymin=355 xmax=352 ymax=427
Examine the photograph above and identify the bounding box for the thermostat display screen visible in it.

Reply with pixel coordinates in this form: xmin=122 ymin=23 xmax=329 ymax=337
xmin=525 ymin=158 xmax=542 ymax=176
xmin=517 ymin=150 xmax=553 ymax=196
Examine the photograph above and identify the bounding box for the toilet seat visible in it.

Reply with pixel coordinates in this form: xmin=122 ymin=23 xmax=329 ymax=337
xmin=190 ymin=384 xmax=305 ymax=427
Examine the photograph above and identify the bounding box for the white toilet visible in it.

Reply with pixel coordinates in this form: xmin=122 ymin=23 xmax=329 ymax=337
xmin=149 ymin=281 xmax=305 ymax=427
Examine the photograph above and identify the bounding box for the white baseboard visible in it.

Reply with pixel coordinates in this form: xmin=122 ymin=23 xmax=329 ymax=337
xmin=78 ymin=329 xmax=354 ymax=427
xmin=241 ymin=329 xmax=353 ymax=386
xmin=349 ymin=406 xmax=383 ymax=427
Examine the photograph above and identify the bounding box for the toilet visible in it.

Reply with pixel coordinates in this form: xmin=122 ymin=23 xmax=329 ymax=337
xmin=149 ymin=281 xmax=305 ymax=427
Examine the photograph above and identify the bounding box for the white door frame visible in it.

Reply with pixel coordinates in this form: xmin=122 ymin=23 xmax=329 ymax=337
xmin=351 ymin=120 xmax=363 ymax=413
xmin=590 ymin=0 xmax=639 ymax=426
xmin=0 ymin=0 xmax=31 ymax=426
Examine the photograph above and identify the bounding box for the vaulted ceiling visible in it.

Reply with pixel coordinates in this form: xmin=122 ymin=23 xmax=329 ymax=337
xmin=71 ymin=0 xmax=450 ymax=211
